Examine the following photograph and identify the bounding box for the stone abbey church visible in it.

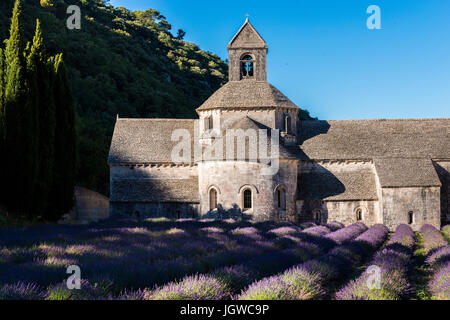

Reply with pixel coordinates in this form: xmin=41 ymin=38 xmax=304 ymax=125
xmin=108 ymin=18 xmax=450 ymax=231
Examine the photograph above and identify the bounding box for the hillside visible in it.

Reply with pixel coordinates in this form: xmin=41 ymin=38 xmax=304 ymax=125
xmin=0 ymin=0 xmax=314 ymax=196
xmin=0 ymin=0 xmax=228 ymax=194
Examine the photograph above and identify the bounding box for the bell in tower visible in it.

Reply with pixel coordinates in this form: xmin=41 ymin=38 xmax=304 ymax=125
xmin=227 ymin=16 xmax=268 ymax=82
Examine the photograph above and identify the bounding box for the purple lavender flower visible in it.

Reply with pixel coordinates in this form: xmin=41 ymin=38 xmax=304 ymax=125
xmin=268 ymin=226 xmax=299 ymax=236
xmin=429 ymin=262 xmax=450 ymax=300
xmin=148 ymin=274 xmax=232 ymax=300
xmin=336 ymin=224 xmax=414 ymax=300
xmin=420 ymin=224 xmax=447 ymax=254
xmin=426 ymin=246 xmax=450 ymax=269
xmin=238 ymin=276 xmax=295 ymax=300
xmin=324 ymin=222 xmax=368 ymax=245
xmin=0 ymin=282 xmax=46 ymax=300
xmin=301 ymin=225 xmax=330 ymax=237
xmin=326 ymin=222 xmax=345 ymax=232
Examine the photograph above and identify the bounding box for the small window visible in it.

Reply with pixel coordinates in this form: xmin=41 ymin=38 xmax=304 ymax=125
xmin=210 ymin=188 xmax=218 ymax=211
xmin=313 ymin=209 xmax=321 ymax=224
xmin=276 ymin=187 xmax=286 ymax=211
xmin=204 ymin=116 xmax=213 ymax=131
xmin=285 ymin=115 xmax=292 ymax=134
xmin=408 ymin=211 xmax=414 ymax=225
xmin=240 ymin=55 xmax=254 ymax=78
xmin=243 ymin=189 xmax=252 ymax=210
xmin=356 ymin=208 xmax=363 ymax=221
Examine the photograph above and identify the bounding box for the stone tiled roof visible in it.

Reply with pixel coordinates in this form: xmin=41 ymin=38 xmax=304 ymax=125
xmin=298 ymin=119 xmax=450 ymax=160
xmin=110 ymin=178 xmax=199 ymax=203
xmin=108 ymin=118 xmax=196 ymax=164
xmin=227 ymin=19 xmax=267 ymax=49
xmin=196 ymin=80 xmax=299 ymax=111
xmin=374 ymin=158 xmax=441 ymax=187
xmin=297 ymin=171 xmax=378 ymax=201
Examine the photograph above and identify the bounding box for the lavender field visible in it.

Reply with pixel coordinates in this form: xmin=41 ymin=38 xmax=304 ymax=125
xmin=0 ymin=217 xmax=449 ymax=300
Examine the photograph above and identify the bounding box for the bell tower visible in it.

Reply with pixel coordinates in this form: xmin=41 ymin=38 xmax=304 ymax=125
xmin=227 ymin=16 xmax=268 ymax=82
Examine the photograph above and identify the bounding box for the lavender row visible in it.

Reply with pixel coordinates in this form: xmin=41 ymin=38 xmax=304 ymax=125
xmin=141 ymin=224 xmax=338 ymax=300
xmin=336 ymin=224 xmax=415 ymax=300
xmin=419 ymin=224 xmax=447 ymax=254
xmin=0 ymin=222 xmax=329 ymax=299
xmin=423 ymin=226 xmax=450 ymax=300
xmin=238 ymin=223 xmax=375 ymax=300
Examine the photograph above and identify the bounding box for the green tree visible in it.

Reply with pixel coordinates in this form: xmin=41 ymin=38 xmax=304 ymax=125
xmin=3 ymin=0 xmax=37 ymax=215
xmin=52 ymin=53 xmax=76 ymax=220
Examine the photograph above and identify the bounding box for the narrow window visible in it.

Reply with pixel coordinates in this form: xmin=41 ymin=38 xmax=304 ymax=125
xmin=285 ymin=115 xmax=292 ymax=134
xmin=210 ymin=189 xmax=217 ymax=211
xmin=240 ymin=55 xmax=254 ymax=78
xmin=356 ymin=208 xmax=363 ymax=221
xmin=204 ymin=116 xmax=213 ymax=131
xmin=408 ymin=211 xmax=414 ymax=225
xmin=277 ymin=187 xmax=286 ymax=211
xmin=277 ymin=189 xmax=281 ymax=208
xmin=313 ymin=209 xmax=321 ymax=224
xmin=243 ymin=189 xmax=252 ymax=210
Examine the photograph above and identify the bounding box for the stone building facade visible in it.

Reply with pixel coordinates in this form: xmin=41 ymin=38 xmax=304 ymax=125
xmin=108 ymin=18 xmax=450 ymax=230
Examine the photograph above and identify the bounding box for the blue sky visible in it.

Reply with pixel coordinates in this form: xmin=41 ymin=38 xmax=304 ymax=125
xmin=109 ymin=0 xmax=450 ymax=120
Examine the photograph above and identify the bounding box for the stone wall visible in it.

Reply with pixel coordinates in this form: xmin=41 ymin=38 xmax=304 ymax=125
xmin=109 ymin=165 xmax=199 ymax=218
xmin=75 ymin=187 xmax=110 ymax=222
xmin=296 ymin=200 xmax=380 ymax=226
xmin=381 ymin=187 xmax=441 ymax=231
xmin=228 ymin=48 xmax=267 ymax=81
xmin=198 ymin=160 xmax=297 ymax=221
xmin=110 ymin=202 xmax=199 ymax=219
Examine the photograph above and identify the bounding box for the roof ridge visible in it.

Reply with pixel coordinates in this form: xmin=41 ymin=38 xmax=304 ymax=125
xmin=301 ymin=118 xmax=450 ymax=122
xmin=117 ymin=118 xmax=196 ymax=122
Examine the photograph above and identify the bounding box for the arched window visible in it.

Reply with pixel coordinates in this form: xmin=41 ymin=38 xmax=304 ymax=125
xmin=408 ymin=211 xmax=414 ymax=225
xmin=285 ymin=115 xmax=292 ymax=134
xmin=240 ymin=55 xmax=254 ymax=78
xmin=243 ymin=189 xmax=252 ymax=210
xmin=313 ymin=209 xmax=321 ymax=224
xmin=356 ymin=209 xmax=363 ymax=221
xmin=276 ymin=187 xmax=286 ymax=211
xmin=210 ymin=188 xmax=218 ymax=211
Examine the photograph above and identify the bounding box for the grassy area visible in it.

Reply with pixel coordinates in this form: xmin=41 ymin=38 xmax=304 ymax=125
xmin=411 ymin=232 xmax=431 ymax=300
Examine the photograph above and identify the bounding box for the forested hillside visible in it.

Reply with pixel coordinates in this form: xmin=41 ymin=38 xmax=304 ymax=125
xmin=0 ymin=0 xmax=313 ymax=196
xmin=0 ymin=0 xmax=227 ymax=194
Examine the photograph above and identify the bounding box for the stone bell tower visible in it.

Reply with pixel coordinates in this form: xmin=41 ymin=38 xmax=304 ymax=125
xmin=227 ymin=16 xmax=268 ymax=82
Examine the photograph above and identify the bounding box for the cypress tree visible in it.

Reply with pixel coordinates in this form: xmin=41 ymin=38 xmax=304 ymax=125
xmin=0 ymin=49 xmax=5 ymax=206
xmin=3 ymin=0 xmax=34 ymax=215
xmin=34 ymin=47 xmax=56 ymax=220
xmin=52 ymin=54 xmax=76 ymax=220
xmin=25 ymin=20 xmax=43 ymax=219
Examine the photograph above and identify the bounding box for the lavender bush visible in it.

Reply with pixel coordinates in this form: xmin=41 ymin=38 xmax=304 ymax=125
xmin=0 ymin=282 xmax=46 ymax=300
xmin=148 ymin=274 xmax=232 ymax=300
xmin=420 ymin=224 xmax=447 ymax=254
xmin=336 ymin=224 xmax=415 ymax=300
xmin=239 ymin=223 xmax=378 ymax=300
xmin=324 ymin=222 xmax=368 ymax=245
xmin=428 ymin=262 xmax=450 ymax=300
